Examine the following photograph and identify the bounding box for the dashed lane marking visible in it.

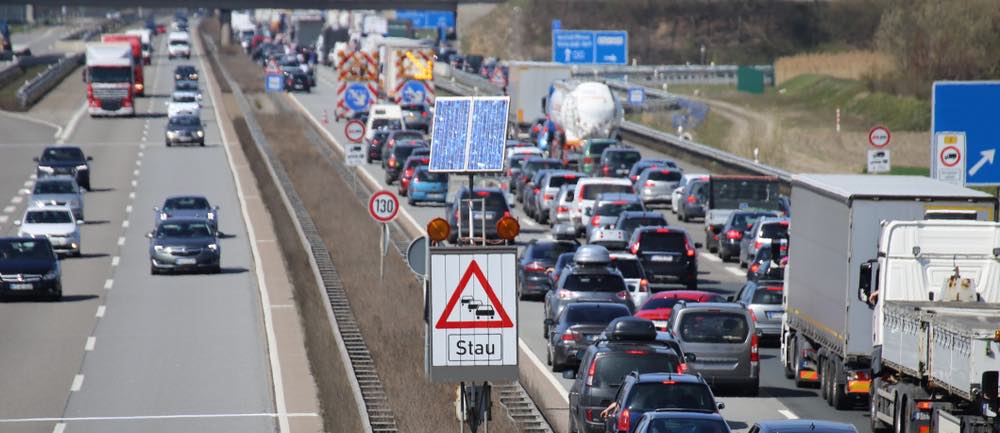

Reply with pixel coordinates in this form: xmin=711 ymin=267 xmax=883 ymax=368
xmin=11 ymin=196 xmax=21 ymax=204
xmin=726 ymin=267 xmax=746 ymax=277
xmin=2 ymin=206 xmax=14 ymax=213
xmin=85 ymin=337 xmax=96 ymax=351
xmin=70 ymin=374 xmax=84 ymax=392
xmin=125 ymin=205 xmax=133 ymax=213
xmin=103 ymin=279 xmax=113 ymax=290
xmin=699 ymin=252 xmax=721 ymax=262
xmin=0 ymin=216 xmax=8 ymax=224
xmin=122 ymin=220 xmax=129 ymax=228
xmin=52 ymin=422 xmax=65 ymax=433
xmin=111 ymin=256 xmax=120 ymax=267
xmin=778 ymin=410 xmax=798 ymax=419
xmin=95 ymin=305 xmax=106 ymax=318
xmin=117 ymin=237 xmax=125 ymax=246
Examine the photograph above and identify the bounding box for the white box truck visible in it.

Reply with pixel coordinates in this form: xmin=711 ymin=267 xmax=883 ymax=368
xmin=505 ymin=61 xmax=571 ymax=131
xmin=780 ymin=174 xmax=996 ymax=410
xmin=859 ymin=220 xmax=1000 ymax=433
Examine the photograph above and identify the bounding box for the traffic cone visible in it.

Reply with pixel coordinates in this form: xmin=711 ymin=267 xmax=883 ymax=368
xmin=322 ymin=109 xmax=329 ymax=125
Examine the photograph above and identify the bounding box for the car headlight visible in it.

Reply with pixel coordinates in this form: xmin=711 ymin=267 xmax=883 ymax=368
xmin=207 ymin=212 xmax=215 ymax=220
xmin=196 ymin=130 xmax=204 ymax=137
xmin=43 ymin=269 xmax=59 ymax=280
xmin=38 ymin=166 xmax=54 ymax=173
xmin=191 ymin=73 xmax=198 ymax=79
xmin=154 ymin=245 xmax=164 ymax=252
xmin=207 ymin=243 xmax=218 ymax=251
xmin=75 ymin=164 xmax=88 ymax=170
xmin=166 ymin=131 xmax=178 ymax=138
xmin=33 ymin=200 xmax=48 ymax=207
xmin=175 ymin=74 xmax=181 ymax=80
xmin=159 ymin=212 xmax=167 ymax=220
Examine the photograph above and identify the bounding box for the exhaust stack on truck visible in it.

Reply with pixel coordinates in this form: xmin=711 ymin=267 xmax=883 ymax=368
xmin=84 ymin=43 xmax=136 ymax=117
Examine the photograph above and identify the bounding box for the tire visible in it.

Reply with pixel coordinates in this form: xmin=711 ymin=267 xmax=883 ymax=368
xmin=543 ymin=322 xmax=549 ymax=339
xmin=150 ymin=265 xmax=160 ymax=275
xmin=166 ymin=140 xmax=172 ymax=147
xmin=823 ymin=359 xmax=834 ymax=404
xmin=832 ymin=380 xmax=848 ymax=410
xmin=211 ymin=265 xmax=222 ymax=274
xmin=784 ymin=335 xmax=796 ymax=379
xmin=871 ymin=378 xmax=891 ymax=433
xmin=546 ymin=345 xmax=552 ymax=365
xmin=894 ymin=394 xmax=907 ymax=433
xmin=200 ymin=140 xmax=205 ymax=147
xmin=408 ymin=197 xmax=415 ymax=206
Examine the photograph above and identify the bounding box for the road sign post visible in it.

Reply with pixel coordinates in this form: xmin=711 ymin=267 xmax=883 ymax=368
xmin=264 ymin=72 xmax=284 ymax=92
xmin=867 ymin=149 xmax=891 ymax=174
xmin=369 ymin=191 xmax=399 ymax=282
xmin=932 ymin=82 xmax=1000 ymax=186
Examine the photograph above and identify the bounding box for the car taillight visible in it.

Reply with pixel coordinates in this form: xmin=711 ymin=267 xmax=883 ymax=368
xmin=750 ymin=263 xmax=760 ymax=273
xmin=639 ymin=279 xmax=649 ymax=292
xmin=755 ymin=241 xmax=763 ymax=250
xmin=686 ymin=195 xmax=696 ymax=203
xmin=749 ymin=310 xmax=758 ymax=322
xmin=561 ymin=331 xmax=578 ymax=341
xmin=677 ymin=363 xmax=688 ymax=373
xmin=602 ymin=166 xmax=610 ymax=175
xmin=404 ymin=168 xmax=415 ymax=177
xmin=630 ymin=243 xmax=639 ymax=255
xmin=543 ymin=194 xmax=554 ymax=200
xmin=557 ymin=206 xmax=569 ymax=214
xmin=388 ymin=157 xmax=397 ymax=168
xmin=585 ymin=408 xmax=594 ymax=422
xmin=583 ymin=156 xmax=593 ymax=164
xmin=524 ymin=262 xmax=545 ymax=272
xmin=615 ymin=290 xmax=628 ymax=300
xmin=751 ymin=333 xmax=759 ymax=362
xmin=726 ymin=230 xmax=742 ymax=240
xmin=591 ymin=215 xmax=601 ymax=227
xmin=422 ymin=111 xmax=428 ymax=117
xmin=617 ymin=408 xmax=630 ymax=432
xmin=644 ymin=180 xmax=657 ymax=188
xmin=533 ymin=187 xmax=540 ymax=194
xmin=585 ymin=358 xmax=597 ymax=386
xmin=686 ymin=241 xmax=696 ymax=257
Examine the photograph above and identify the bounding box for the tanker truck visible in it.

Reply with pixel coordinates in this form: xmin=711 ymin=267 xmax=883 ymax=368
xmin=542 ymin=80 xmax=623 ymax=163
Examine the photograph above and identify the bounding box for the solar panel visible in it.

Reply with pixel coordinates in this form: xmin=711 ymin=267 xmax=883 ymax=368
xmin=429 ymin=96 xmax=510 ymax=173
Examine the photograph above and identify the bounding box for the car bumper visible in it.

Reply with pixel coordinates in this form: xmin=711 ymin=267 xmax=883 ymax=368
xmin=639 ymin=189 xmax=672 ymax=204
xmin=48 ymin=237 xmax=81 ymax=254
xmin=719 ymin=241 xmax=741 ymax=256
xmin=552 ymin=341 xmax=588 ymax=367
xmin=520 ymin=275 xmax=550 ymax=296
xmin=682 ymin=204 xmax=705 ymax=218
xmin=89 ymin=105 xmax=135 ymax=116
xmin=166 ymin=134 xmax=204 ymax=144
xmin=0 ymin=279 xmax=60 ymax=299
xmin=150 ymin=251 xmax=220 ymax=270
xmin=409 ymin=190 xmax=447 ymax=202
xmin=641 ymin=260 xmax=696 ymax=282
xmin=693 ymin=364 xmax=759 ymax=384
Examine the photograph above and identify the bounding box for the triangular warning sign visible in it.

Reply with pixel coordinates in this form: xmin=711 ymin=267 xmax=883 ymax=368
xmin=435 ymin=260 xmax=514 ymax=329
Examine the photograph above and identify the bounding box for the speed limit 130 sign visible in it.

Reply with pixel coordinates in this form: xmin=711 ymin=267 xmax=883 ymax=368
xmin=369 ymin=191 xmax=399 ymax=223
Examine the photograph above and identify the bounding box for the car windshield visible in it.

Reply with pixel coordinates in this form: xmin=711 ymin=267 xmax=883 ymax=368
xmin=606 ymin=151 xmax=641 ymax=167
xmin=646 ymin=170 xmax=682 ymax=182
xmin=596 ymin=201 xmax=644 ymax=217
xmin=173 ymin=94 xmax=196 ymax=103
xmin=645 ymin=418 xmax=729 ymax=433
xmin=564 ymin=305 xmax=629 ymax=324
xmin=761 ymin=222 xmax=789 ymax=238
xmin=526 ymin=242 xmax=577 ymax=261
xmin=610 ymin=259 xmax=643 ymax=279
xmin=0 ymin=239 xmax=54 ymax=260
xmin=594 ymin=353 xmax=678 ymax=387
xmin=169 ymin=40 xmax=188 ymax=46
xmin=637 ymin=232 xmax=686 ymax=252
xmin=88 ymin=66 xmax=132 ymax=83
xmin=626 ymin=383 xmax=716 ymax=411
xmin=169 ymin=116 xmax=199 ymax=126
xmin=372 ymin=118 xmax=402 ymax=130
xmin=679 ymin=312 xmax=749 ymax=343
xmin=156 ymin=221 xmax=213 ymax=238
xmin=25 ymin=210 xmax=73 ymax=224
xmin=547 ymin=174 xmax=580 ymax=189
xmin=34 ymin=181 xmax=77 ymax=194
xmin=394 ymin=145 xmax=423 ymax=162
xmin=619 ymin=217 xmax=667 ymax=234
xmin=582 ymin=184 xmax=632 ymax=200
xmin=562 ymin=273 xmax=625 ymax=292
xmin=415 ymin=169 xmax=447 ymax=182
xmin=523 ymin=160 xmax=562 ymax=177
xmin=164 ymin=197 xmax=209 ymax=210
xmin=41 ymin=147 xmax=85 ymax=162
xmin=752 ymin=287 xmax=784 ymax=305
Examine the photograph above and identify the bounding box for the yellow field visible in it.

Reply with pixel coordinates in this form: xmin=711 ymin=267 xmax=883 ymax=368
xmin=775 ymin=51 xmax=895 ymax=85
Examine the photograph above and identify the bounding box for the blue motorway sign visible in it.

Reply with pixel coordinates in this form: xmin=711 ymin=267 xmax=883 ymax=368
xmin=395 ymin=10 xmax=455 ymax=30
xmin=343 ymin=82 xmax=372 ymax=112
xmin=932 ymin=82 xmax=1000 ymax=186
xmin=552 ymin=29 xmax=627 ymax=65
xmin=400 ymin=80 xmax=428 ymax=105
xmin=628 ymin=87 xmax=645 ymax=106
xmin=265 ymin=73 xmax=284 ymax=92
xmin=429 ymin=97 xmax=510 ymax=173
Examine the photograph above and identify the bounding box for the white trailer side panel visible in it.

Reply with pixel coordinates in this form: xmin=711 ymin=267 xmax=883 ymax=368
xmin=507 ymin=62 xmax=571 ymax=125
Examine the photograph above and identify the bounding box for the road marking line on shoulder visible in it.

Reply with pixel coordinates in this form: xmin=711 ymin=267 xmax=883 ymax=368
xmin=29 ymin=174 xmax=36 ymax=180
xmin=95 ymin=305 xmax=105 ymax=318
xmin=518 ymin=339 xmax=569 ymax=404
xmin=52 ymin=422 xmax=65 ymax=433
xmin=122 ymin=220 xmax=129 ymax=228
xmin=133 ymin=169 xmax=140 ymax=176
xmin=0 ymin=108 xmax=64 ymax=139
xmin=70 ymin=374 xmax=84 ymax=392
xmin=117 ymin=237 xmax=125 ymax=246
xmin=0 ymin=216 xmax=8 ymax=224
xmin=11 ymin=196 xmax=21 ymax=204
xmin=520 ymin=217 xmax=538 ymax=228
xmin=111 ymin=256 xmax=119 ymax=267
xmin=125 ymin=205 xmax=132 ymax=213
xmin=85 ymin=336 xmax=96 ymax=351
xmin=131 ymin=180 xmax=137 ymax=188
xmin=57 ymin=100 xmax=88 ymax=144
xmin=104 ymin=279 xmax=113 ymax=290
xmin=0 ymin=412 xmax=320 ymax=423
xmin=3 ymin=206 xmax=14 ymax=213
xmin=138 ymin=151 xmax=144 ymax=158
xmin=726 ymin=267 xmax=745 ymax=277
xmin=136 ymin=160 xmax=142 ymax=166
xmin=699 ymin=252 xmax=720 ymax=262
xmin=128 ymin=192 xmax=135 ymax=200
xmin=778 ymin=409 xmax=798 ymax=419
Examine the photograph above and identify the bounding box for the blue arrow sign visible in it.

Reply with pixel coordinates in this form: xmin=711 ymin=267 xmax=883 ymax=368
xmin=344 ymin=82 xmax=372 ymax=112
xmin=552 ymin=29 xmax=627 ymax=65
xmin=395 ymin=10 xmax=455 ymax=30
xmin=628 ymin=87 xmax=645 ymax=106
xmin=932 ymin=82 xmax=1000 ymax=186
xmin=265 ymin=73 xmax=284 ymax=92
xmin=400 ymin=80 xmax=428 ymax=105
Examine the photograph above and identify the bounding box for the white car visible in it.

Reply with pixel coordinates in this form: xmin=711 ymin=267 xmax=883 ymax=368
xmin=167 ymin=31 xmax=191 ymax=59
xmin=16 ymin=207 xmax=81 ymax=256
xmin=166 ymin=91 xmax=201 ymax=118
xmin=505 ymin=146 xmax=543 ymax=160
xmin=569 ymin=177 xmax=634 ymax=231
xmin=671 ymin=173 xmax=708 ymax=214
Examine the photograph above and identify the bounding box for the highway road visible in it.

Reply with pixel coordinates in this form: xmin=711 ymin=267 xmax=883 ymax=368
xmin=288 ymin=65 xmax=873 ymax=433
xmin=0 ymin=28 xmax=278 ymax=433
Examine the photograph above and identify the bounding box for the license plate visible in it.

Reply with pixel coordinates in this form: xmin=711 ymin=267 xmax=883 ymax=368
xmin=767 ymin=311 xmax=784 ymax=320
xmin=50 ymin=238 xmax=67 ymax=245
xmin=651 ymin=255 xmax=674 ymax=262
xmin=471 ymin=212 xmax=494 ymax=220
xmin=427 ymin=193 xmax=444 ymax=199
xmin=616 ymin=169 xmax=628 ymax=175
xmin=9 ymin=283 xmax=33 ymax=290
xmin=653 ymin=320 xmax=668 ymax=329
xmin=176 ymin=258 xmax=197 ymax=265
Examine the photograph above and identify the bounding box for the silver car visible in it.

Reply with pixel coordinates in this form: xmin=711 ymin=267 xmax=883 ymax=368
xmin=548 ymin=184 xmax=577 ymax=227
xmin=732 ymin=281 xmax=784 ymax=339
xmin=739 ymin=217 xmax=789 ymax=267
xmin=668 ymin=302 xmax=759 ymax=395
xmin=30 ymin=176 xmax=84 ymax=221
xmin=609 ymin=252 xmax=650 ymax=307
xmin=635 ymin=167 xmax=683 ymax=207
xmin=671 ymin=173 xmax=708 ymax=214
xmin=16 ymin=206 xmax=81 ymax=256
xmin=533 ymin=171 xmax=583 ymax=225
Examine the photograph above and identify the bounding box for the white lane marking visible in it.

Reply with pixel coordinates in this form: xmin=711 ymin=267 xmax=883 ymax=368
xmin=0 ymin=412 xmax=320 ymax=423
xmin=10 ymin=196 xmax=21 ymax=204
xmin=136 ymin=160 xmax=142 ymax=167
xmin=270 ymin=304 xmax=295 ymax=309
xmin=128 ymin=192 xmax=135 ymax=199
xmin=117 ymin=237 xmax=125 ymax=246
xmin=0 ymin=216 xmax=8 ymax=224
xmin=57 ymin=100 xmax=88 ymax=144
xmin=23 ymin=180 xmax=34 ymax=187
xmin=2 ymin=206 xmax=14 ymax=213
xmin=131 ymin=180 xmax=137 ymax=187
xmin=122 ymin=220 xmax=129 ymax=228
xmin=95 ymin=305 xmax=106 ymax=318
xmin=111 ymin=256 xmax=120 ymax=267
xmin=140 ymin=143 xmax=146 ymax=150
xmin=700 ymin=252 xmax=721 ymax=262
xmin=19 ymin=187 xmax=29 ymax=194
xmin=133 ymin=169 xmax=140 ymax=176
xmin=29 ymin=174 xmax=36 ymax=180
xmin=0 ymin=108 xmax=64 ymax=139
xmin=104 ymin=279 xmax=113 ymax=290
xmin=778 ymin=409 xmax=798 ymax=419
xmin=138 ymin=151 xmax=144 ymax=158
xmin=52 ymin=422 xmax=65 ymax=433
xmin=196 ymin=28 xmax=292 ymax=433
xmin=125 ymin=205 xmax=133 ymax=213
xmin=85 ymin=336 xmax=96 ymax=351
xmin=70 ymin=374 xmax=84 ymax=392
xmin=520 ymin=217 xmax=538 ymax=228
xmin=726 ymin=267 xmax=745 ymax=277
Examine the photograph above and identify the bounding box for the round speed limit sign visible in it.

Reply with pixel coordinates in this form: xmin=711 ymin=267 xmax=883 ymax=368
xmin=368 ymin=191 xmax=399 ymax=223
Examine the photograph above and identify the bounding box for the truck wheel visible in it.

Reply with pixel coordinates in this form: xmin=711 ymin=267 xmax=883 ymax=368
xmin=870 ymin=379 xmax=890 ymax=433
xmin=783 ymin=336 xmax=796 ymax=379
xmin=822 ymin=360 xmax=833 ymax=403
xmin=894 ymin=394 xmax=907 ymax=433
xmin=832 ymin=381 xmax=848 ymax=410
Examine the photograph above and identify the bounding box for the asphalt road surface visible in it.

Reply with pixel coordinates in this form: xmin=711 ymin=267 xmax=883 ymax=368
xmin=0 ymin=28 xmax=276 ymax=433
xmin=288 ymin=65 xmax=873 ymax=433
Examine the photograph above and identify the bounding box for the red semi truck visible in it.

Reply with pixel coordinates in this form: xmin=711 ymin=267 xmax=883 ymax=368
xmin=101 ymin=34 xmax=145 ymax=96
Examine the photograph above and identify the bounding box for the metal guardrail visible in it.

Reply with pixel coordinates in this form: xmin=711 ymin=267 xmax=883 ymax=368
xmin=435 ymin=65 xmax=792 ymax=183
xmin=570 ymin=63 xmax=774 ymax=85
xmin=15 ymin=53 xmax=84 ymax=109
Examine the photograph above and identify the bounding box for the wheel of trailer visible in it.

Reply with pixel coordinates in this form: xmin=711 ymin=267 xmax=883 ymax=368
xmin=893 ymin=393 xmax=907 ymax=433
xmin=870 ymin=378 xmax=890 ymax=433
xmin=832 ymin=379 xmax=848 ymax=410
xmin=822 ymin=359 xmax=833 ymax=404
xmin=783 ymin=336 xmax=795 ymax=380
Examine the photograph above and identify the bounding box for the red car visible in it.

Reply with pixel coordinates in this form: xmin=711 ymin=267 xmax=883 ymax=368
xmin=156 ymin=24 xmax=166 ymax=34
xmin=634 ymin=290 xmax=726 ymax=331
xmin=398 ymin=156 xmax=430 ymax=196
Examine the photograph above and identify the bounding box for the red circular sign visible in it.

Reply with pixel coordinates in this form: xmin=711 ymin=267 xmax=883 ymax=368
xmin=345 ymin=119 xmax=366 ymax=143
xmin=869 ymin=126 xmax=891 ymax=148
xmin=368 ymin=190 xmax=399 ymax=223
xmin=940 ymin=145 xmax=962 ymax=168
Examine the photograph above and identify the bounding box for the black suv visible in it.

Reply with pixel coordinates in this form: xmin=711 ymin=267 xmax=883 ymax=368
xmin=381 ymin=130 xmax=425 ymax=165
xmin=598 ymin=148 xmax=642 ymax=178
xmin=612 ymin=211 xmax=668 ymax=245
xmin=604 ymin=372 xmax=722 ymax=433
xmin=367 ymin=129 xmax=393 ymax=163
xmin=0 ymin=237 xmax=61 ymax=301
xmin=565 ymin=317 xmax=684 ymax=433
xmin=384 ymin=142 xmax=426 ymax=184
xmin=34 ymin=146 xmax=93 ymax=190
xmin=445 ymin=187 xmax=511 ymax=244
xmin=517 ymin=239 xmax=578 ymax=300
xmin=627 ymin=227 xmax=700 ymax=290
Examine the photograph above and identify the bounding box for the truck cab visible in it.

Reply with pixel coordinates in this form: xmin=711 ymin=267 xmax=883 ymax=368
xmin=84 ymin=43 xmax=135 ymax=117
xmin=101 ymin=34 xmax=144 ymax=95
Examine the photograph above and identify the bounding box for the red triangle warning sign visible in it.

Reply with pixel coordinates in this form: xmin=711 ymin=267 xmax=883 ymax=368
xmin=435 ymin=260 xmax=514 ymax=329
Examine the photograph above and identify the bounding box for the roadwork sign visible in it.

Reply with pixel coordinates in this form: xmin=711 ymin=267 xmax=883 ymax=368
xmin=427 ymin=247 xmax=517 ymax=382
xmin=867 ymin=149 xmax=890 ymax=174
xmin=933 ymin=132 xmax=966 ymax=186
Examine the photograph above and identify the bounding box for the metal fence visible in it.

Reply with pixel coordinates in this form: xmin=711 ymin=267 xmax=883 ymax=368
xmin=15 ymin=53 xmax=84 ymax=109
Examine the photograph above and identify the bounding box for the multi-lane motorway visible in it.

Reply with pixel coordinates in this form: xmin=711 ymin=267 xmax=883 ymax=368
xmin=288 ymin=65 xmax=873 ymax=433
xmin=0 ymin=28 xmax=279 ymax=433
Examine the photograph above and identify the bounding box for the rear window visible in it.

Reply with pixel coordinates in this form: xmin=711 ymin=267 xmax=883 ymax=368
xmin=678 ymin=312 xmax=749 ymax=343
xmin=594 ymin=353 xmax=678 ymax=387
xmin=458 ymin=191 xmax=509 ymax=212
xmin=641 ymin=298 xmax=679 ymax=310
xmin=547 ymin=175 xmax=580 ymax=189
xmin=605 ymin=151 xmax=641 ymax=166
xmin=525 ymin=242 xmax=577 ymax=261
xmin=761 ymin=222 xmax=789 ymax=238
xmin=415 ymin=169 xmax=447 ymax=182
xmin=564 ymin=305 xmax=630 ymax=324
xmin=582 ymin=184 xmax=632 ymax=200
xmin=626 ymin=382 xmax=715 ymax=411
xmin=752 ymin=287 xmax=784 ymax=305
xmin=392 ymin=131 xmax=423 ymax=141
xmin=523 ymin=160 xmax=563 ymax=176
xmin=35 ymin=181 xmax=77 ymax=194
xmin=647 ymin=170 xmax=682 ymax=182
xmin=637 ymin=232 xmax=686 ymax=252
xmin=372 ymin=118 xmax=402 ymax=130
xmin=563 ymin=273 xmax=626 ymax=292
xmin=596 ymin=201 xmax=644 ymax=217
xmin=731 ymin=212 xmax=771 ymax=229
xmin=609 ymin=259 xmax=644 ymax=279
xmin=394 ymin=145 xmax=422 ymax=161
xmin=619 ymin=217 xmax=667 ymax=234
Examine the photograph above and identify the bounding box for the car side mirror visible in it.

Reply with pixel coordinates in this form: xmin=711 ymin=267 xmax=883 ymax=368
xmin=982 ymin=371 xmax=999 ymax=413
xmin=87 ymin=156 xmax=93 ymax=161
xmin=153 ymin=206 xmax=160 ymax=212
xmin=685 ymin=352 xmax=696 ymax=362
xmin=33 ymin=157 xmax=39 ymax=162
xmin=145 ymin=231 xmax=154 ymax=239
xmin=859 ymin=260 xmax=876 ymax=306
xmin=562 ymin=370 xmax=576 ymax=379
xmin=76 ymin=220 xmax=84 ymax=225
xmin=694 ymin=242 xmax=703 ymax=249
xmin=544 ymin=318 xmax=554 ymax=326
xmin=13 ymin=220 xmax=21 ymax=226
xmin=717 ymin=402 xmax=726 ymax=410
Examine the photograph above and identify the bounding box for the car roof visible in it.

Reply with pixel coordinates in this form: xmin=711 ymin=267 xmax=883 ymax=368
xmin=650 ymin=290 xmax=720 ymax=300
xmin=609 ymin=252 xmax=638 ymax=260
xmin=159 ymin=216 xmax=212 ymax=224
xmin=633 ymin=372 xmax=706 ymax=385
xmin=643 ymin=411 xmax=727 ymax=421
xmin=25 ymin=205 xmax=73 ymax=213
xmin=635 ymin=225 xmax=688 ymax=235
xmin=564 ymin=302 xmax=630 ymax=312
xmin=754 ymin=420 xmax=858 ymax=433
xmin=603 ymin=147 xmax=640 ymax=154
xmin=172 ymin=90 xmax=198 ymax=97
xmin=36 ymin=175 xmax=76 ymax=183
xmin=165 ymin=194 xmax=208 ymax=201
xmin=579 ymin=177 xmax=632 ymax=186
xmin=676 ymin=302 xmax=748 ymax=313
xmin=620 ymin=211 xmax=665 ymax=219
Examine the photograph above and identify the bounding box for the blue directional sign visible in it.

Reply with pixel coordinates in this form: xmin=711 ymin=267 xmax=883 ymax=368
xmin=627 ymin=87 xmax=645 ymax=107
xmin=400 ymin=80 xmax=428 ymax=105
xmin=932 ymin=82 xmax=1000 ymax=186
xmin=265 ymin=72 xmax=284 ymax=92
xmin=552 ymin=29 xmax=627 ymax=65
xmin=395 ymin=10 xmax=455 ymax=30
xmin=429 ymin=97 xmax=510 ymax=173
xmin=343 ymin=82 xmax=372 ymax=112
